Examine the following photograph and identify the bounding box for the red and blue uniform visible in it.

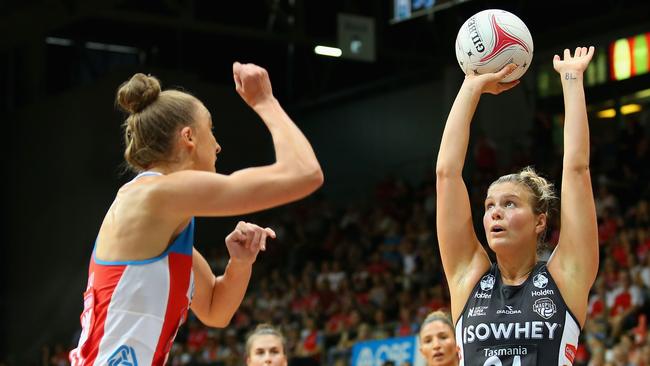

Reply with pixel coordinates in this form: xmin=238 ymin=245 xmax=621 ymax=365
xmin=70 ymin=172 xmax=195 ymax=365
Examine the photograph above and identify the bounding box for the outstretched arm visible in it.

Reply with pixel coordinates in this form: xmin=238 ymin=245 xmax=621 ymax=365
xmin=191 ymin=221 xmax=275 ymax=327
xmin=548 ymin=47 xmax=599 ymax=326
xmin=436 ymin=64 xmax=518 ymax=320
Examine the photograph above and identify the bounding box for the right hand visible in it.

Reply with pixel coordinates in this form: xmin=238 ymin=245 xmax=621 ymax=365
xmin=233 ymin=62 xmax=274 ymax=108
xmin=224 ymin=221 xmax=276 ymax=265
xmin=463 ymin=63 xmax=520 ymax=95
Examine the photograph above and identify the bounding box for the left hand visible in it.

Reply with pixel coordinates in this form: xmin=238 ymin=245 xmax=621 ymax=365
xmin=233 ymin=62 xmax=275 ymax=109
xmin=224 ymin=221 xmax=276 ymax=265
xmin=463 ymin=63 xmax=520 ymax=95
xmin=553 ymin=46 xmax=595 ymax=75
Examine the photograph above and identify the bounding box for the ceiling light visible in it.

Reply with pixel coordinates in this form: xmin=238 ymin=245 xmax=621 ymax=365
xmin=314 ymin=45 xmax=342 ymax=57
xmin=597 ymin=108 xmax=616 ymax=118
xmin=621 ymin=104 xmax=642 ymax=115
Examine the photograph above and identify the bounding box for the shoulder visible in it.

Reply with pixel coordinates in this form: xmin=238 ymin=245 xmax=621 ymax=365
xmin=116 ymin=174 xmax=191 ymax=222
xmin=117 ymin=175 xmax=162 ymax=206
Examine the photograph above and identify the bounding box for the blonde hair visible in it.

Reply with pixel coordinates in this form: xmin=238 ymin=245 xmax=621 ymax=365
xmin=116 ymin=73 xmax=198 ymax=172
xmin=245 ymin=323 xmax=287 ymax=356
xmin=420 ymin=310 xmax=454 ymax=332
xmin=490 ymin=166 xmax=557 ymax=216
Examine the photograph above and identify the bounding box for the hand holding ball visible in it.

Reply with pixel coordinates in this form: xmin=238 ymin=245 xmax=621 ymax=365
xmin=455 ymin=9 xmax=533 ymax=82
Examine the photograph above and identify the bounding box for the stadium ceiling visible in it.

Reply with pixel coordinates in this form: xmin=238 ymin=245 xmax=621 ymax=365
xmin=2 ymin=0 xmax=650 ymax=107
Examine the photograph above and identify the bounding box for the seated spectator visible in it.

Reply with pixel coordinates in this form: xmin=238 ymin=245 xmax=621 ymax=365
xmin=395 ymin=307 xmax=418 ymax=337
xmin=218 ymin=329 xmax=244 ymax=366
xmin=371 ymin=309 xmax=393 ymax=340
xmin=326 ymin=312 xmax=367 ymax=366
xmin=607 ymin=271 xmax=644 ymax=340
xmin=294 ymin=317 xmax=323 ymax=366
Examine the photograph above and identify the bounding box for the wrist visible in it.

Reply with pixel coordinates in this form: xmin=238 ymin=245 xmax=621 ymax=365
xmin=559 ymin=71 xmax=584 ymax=83
xmin=251 ymin=96 xmax=280 ymax=113
xmin=228 ymin=258 xmax=254 ymax=267
xmin=460 ymin=79 xmax=483 ymax=96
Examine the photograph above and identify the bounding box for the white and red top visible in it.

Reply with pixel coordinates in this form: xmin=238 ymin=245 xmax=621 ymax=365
xmin=70 ymin=172 xmax=195 ymax=366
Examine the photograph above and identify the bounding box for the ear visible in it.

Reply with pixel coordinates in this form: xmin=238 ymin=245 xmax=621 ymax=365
xmin=179 ymin=126 xmax=195 ymax=148
xmin=535 ymin=213 xmax=547 ymax=235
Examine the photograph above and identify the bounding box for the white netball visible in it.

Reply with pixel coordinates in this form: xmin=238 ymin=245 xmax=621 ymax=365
xmin=455 ymin=9 xmax=533 ymax=82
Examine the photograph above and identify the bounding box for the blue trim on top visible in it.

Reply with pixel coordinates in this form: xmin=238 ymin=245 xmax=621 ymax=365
xmin=135 ymin=171 xmax=163 ymax=178
xmin=93 ymin=218 xmax=195 ymax=266
xmin=123 ymin=171 xmax=163 ymax=186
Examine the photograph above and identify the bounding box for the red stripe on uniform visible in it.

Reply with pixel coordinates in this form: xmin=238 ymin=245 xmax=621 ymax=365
xmin=81 ymin=260 xmax=127 ymax=365
xmin=152 ymin=253 xmax=192 ymax=365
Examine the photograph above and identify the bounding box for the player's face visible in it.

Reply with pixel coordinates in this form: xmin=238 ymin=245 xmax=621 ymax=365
xmin=246 ymin=335 xmax=287 ymax=366
xmin=483 ymin=182 xmax=544 ymax=252
xmin=192 ymin=102 xmax=221 ymax=172
xmin=419 ymin=321 xmax=458 ymax=366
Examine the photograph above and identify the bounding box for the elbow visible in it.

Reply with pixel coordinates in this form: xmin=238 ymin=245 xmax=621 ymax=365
xmin=310 ymin=166 xmax=325 ymax=189
xmin=297 ymin=163 xmax=324 ymax=192
xmin=276 ymin=162 xmax=324 ymax=195
xmin=435 ymin=165 xmax=461 ymax=179
xmin=204 ymin=314 xmax=233 ymax=328
xmin=563 ymin=162 xmax=590 ymax=174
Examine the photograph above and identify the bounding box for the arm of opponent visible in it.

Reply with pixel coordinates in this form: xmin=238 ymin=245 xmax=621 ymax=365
xmin=153 ymin=62 xmax=323 ymax=217
xmin=191 ymin=221 xmax=275 ymax=327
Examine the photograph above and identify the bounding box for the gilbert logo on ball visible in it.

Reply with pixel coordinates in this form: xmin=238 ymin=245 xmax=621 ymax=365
xmin=455 ymin=9 xmax=533 ymax=82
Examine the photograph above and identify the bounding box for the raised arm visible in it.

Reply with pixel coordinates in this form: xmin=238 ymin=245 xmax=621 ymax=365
xmin=436 ymin=64 xmax=518 ymax=319
xmin=155 ymin=63 xmax=323 ymax=217
xmin=547 ymin=47 xmax=599 ymax=325
xmin=191 ymin=221 xmax=275 ymax=327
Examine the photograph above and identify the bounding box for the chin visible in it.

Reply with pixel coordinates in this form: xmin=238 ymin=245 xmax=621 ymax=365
xmin=487 ymin=240 xmax=514 ymax=253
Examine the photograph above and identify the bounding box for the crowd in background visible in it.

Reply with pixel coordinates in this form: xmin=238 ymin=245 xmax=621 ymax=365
xmin=40 ymin=111 xmax=650 ymax=366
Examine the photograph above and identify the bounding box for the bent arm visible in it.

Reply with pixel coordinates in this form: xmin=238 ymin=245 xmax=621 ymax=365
xmin=154 ymin=98 xmax=322 ymax=217
xmin=436 ymin=80 xmax=488 ymax=284
xmin=436 ymin=81 xmax=492 ymax=321
xmin=436 ymin=66 xmax=518 ymax=321
xmin=190 ymin=249 xmax=252 ymax=327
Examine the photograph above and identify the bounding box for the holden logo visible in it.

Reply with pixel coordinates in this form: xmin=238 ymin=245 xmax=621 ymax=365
xmin=480 ymin=274 xmax=496 ymax=291
xmin=533 ymin=297 xmax=557 ymax=319
xmin=533 ymin=273 xmax=548 ymax=289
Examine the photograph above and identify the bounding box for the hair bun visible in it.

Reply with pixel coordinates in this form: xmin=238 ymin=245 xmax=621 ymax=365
xmin=116 ymin=73 xmax=161 ymax=114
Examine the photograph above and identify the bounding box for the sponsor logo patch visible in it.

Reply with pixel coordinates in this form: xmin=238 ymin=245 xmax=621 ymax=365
xmin=480 ymin=274 xmax=496 ymax=291
xmin=108 ymin=345 xmax=138 ymax=366
xmin=496 ymin=305 xmax=522 ymax=315
xmin=565 ymin=344 xmax=577 ymax=363
xmin=533 ymin=297 xmax=557 ymax=319
xmin=468 ymin=306 xmax=489 ymax=317
xmin=531 ymin=288 xmax=554 ymax=297
xmin=533 ymin=273 xmax=549 ymax=288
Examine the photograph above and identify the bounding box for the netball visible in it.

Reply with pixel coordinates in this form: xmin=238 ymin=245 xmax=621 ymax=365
xmin=455 ymin=9 xmax=534 ymax=82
